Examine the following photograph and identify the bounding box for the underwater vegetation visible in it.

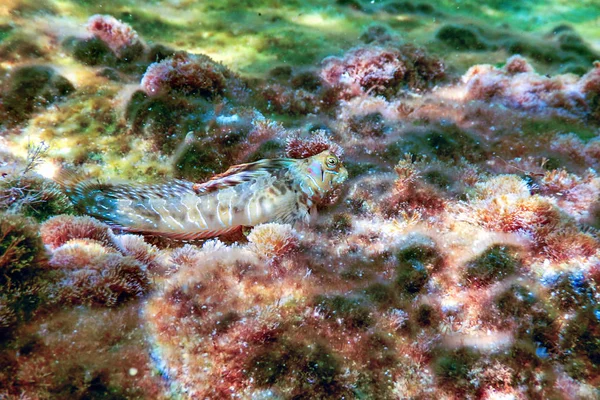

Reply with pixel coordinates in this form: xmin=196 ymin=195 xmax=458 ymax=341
xmin=0 ymin=0 xmax=600 ymax=398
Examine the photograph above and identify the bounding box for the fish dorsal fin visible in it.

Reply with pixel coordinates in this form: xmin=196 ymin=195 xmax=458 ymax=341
xmin=192 ymin=158 xmax=295 ymax=194
xmin=54 ymin=167 xmax=94 ymax=190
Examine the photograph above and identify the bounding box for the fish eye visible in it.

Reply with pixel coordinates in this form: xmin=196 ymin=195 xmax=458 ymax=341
xmin=325 ymin=155 xmax=338 ymax=169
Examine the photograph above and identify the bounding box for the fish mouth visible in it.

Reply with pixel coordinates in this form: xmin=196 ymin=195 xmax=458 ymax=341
xmin=336 ymin=166 xmax=349 ymax=185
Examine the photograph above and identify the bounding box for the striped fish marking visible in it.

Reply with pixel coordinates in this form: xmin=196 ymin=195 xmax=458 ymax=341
xmin=57 ymin=150 xmax=348 ymax=240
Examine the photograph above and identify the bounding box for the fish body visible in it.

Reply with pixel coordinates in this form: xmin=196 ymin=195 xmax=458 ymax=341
xmin=62 ymin=150 xmax=347 ymax=239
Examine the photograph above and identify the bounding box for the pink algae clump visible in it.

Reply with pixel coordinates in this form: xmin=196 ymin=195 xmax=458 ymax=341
xmin=285 ymin=129 xmax=343 ymax=159
xmin=140 ymin=52 xmax=229 ymax=97
xmin=87 ymin=14 xmax=142 ymax=56
xmin=321 ymin=47 xmax=406 ymax=94
xmin=320 ymin=45 xmax=445 ymax=98
xmin=463 ymin=55 xmax=600 ymax=120
xmin=49 ymin=239 xmax=150 ymax=307
xmin=40 ymin=215 xmax=115 ymax=250
xmin=40 ymin=216 xmax=152 ymax=307
xmin=247 ymin=223 xmax=299 ymax=263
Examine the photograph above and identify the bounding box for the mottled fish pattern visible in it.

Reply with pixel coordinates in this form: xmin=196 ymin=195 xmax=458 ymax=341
xmin=61 ymin=150 xmax=348 ymax=239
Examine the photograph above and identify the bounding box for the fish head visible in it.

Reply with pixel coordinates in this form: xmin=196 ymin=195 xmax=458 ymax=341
xmin=299 ymin=150 xmax=348 ymax=201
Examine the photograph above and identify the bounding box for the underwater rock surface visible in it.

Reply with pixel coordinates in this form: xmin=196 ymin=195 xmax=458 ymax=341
xmin=0 ymin=0 xmax=600 ymax=398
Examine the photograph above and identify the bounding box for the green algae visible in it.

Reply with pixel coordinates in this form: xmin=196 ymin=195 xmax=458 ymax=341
xmin=520 ymin=117 xmax=599 ymax=142
xmin=0 ymin=25 xmax=13 ymax=43
xmin=247 ymin=336 xmax=345 ymax=396
xmin=363 ymin=282 xmax=396 ymax=308
xmin=70 ymin=37 xmax=118 ymax=66
xmin=114 ymin=10 xmax=186 ymax=46
xmin=395 ymin=245 xmax=442 ymax=296
xmin=495 ymin=284 xmax=538 ymax=318
xmin=2 ymin=66 xmax=75 ymax=125
xmin=173 ymin=141 xmax=226 ymax=181
xmin=433 ymin=347 xmax=480 ymax=392
xmin=0 ymin=176 xmax=73 ymax=222
xmin=562 ymin=306 xmax=600 ymax=379
xmin=0 ymin=213 xmax=49 ymax=326
xmin=436 ymin=24 xmax=488 ymax=51
xmin=463 ymin=245 xmax=520 ymax=286
xmin=314 ymin=294 xmax=373 ymax=329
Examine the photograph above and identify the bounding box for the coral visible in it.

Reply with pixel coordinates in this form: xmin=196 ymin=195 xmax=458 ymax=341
xmin=40 ymin=215 xmax=115 ymax=250
xmin=49 ymin=239 xmax=150 ymax=307
xmin=86 ymin=14 xmax=144 ymax=60
xmin=320 ymin=44 xmax=445 ymax=99
xmin=1 ymin=65 xmax=75 ymax=125
xmin=140 ymin=51 xmax=231 ymax=98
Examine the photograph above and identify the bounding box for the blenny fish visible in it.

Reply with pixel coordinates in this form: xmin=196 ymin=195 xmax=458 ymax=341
xmin=59 ymin=150 xmax=348 ymax=239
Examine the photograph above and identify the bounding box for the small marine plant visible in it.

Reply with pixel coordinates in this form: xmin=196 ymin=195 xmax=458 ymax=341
xmin=0 ymin=212 xmax=49 ymax=330
xmin=0 ymin=142 xmax=72 ymax=222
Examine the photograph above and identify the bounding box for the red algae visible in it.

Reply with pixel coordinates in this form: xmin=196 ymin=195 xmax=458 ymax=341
xmin=140 ymin=51 xmax=230 ymax=98
xmin=462 ymin=56 xmax=600 ymax=121
xmin=285 ymin=129 xmax=343 ymax=159
xmin=87 ymin=14 xmax=143 ymax=57
xmin=40 ymin=215 xmax=115 ymax=250
xmin=48 ymin=239 xmax=150 ymax=307
xmin=320 ymin=45 xmax=445 ymax=99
